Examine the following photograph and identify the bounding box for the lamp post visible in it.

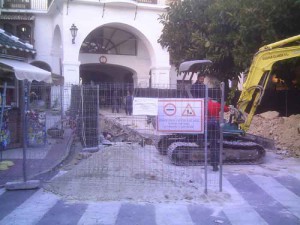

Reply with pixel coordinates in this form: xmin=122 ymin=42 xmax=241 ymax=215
xmin=70 ymin=24 xmax=78 ymax=44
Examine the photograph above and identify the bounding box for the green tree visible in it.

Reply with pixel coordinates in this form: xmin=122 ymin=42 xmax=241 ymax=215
xmin=158 ymin=0 xmax=213 ymax=68
xmin=158 ymin=0 xmax=300 ymax=82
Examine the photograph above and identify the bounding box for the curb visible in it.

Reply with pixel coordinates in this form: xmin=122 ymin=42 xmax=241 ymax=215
xmin=29 ymin=128 xmax=74 ymax=180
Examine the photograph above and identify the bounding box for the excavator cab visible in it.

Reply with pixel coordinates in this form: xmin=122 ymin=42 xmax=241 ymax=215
xmin=163 ymin=59 xmax=266 ymax=165
xmin=178 ymin=59 xmax=212 ymax=98
xmin=178 ymin=60 xmax=245 ymax=137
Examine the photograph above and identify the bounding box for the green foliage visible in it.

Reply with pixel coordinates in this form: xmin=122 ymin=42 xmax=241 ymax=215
xmin=158 ymin=0 xmax=212 ymax=68
xmin=158 ymin=0 xmax=300 ymax=81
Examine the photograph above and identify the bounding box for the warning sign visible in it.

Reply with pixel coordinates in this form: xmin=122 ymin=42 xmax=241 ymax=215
xmin=164 ymin=103 xmax=176 ymax=116
xmin=157 ymin=98 xmax=204 ymax=133
xmin=182 ymin=104 xmax=196 ymax=116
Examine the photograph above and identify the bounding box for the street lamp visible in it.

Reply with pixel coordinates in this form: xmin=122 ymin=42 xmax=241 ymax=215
xmin=70 ymin=24 xmax=78 ymax=44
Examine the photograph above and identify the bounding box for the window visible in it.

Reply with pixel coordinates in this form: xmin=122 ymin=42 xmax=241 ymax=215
xmin=0 ymin=76 xmax=18 ymax=107
xmin=16 ymin=24 xmax=31 ymax=43
xmin=3 ymin=23 xmax=13 ymax=34
xmin=80 ymin=27 xmax=137 ymax=56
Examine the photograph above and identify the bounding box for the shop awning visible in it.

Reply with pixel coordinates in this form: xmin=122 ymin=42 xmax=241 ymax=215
xmin=0 ymin=58 xmax=52 ymax=83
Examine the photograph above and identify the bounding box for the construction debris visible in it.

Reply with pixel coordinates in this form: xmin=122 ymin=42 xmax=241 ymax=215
xmin=99 ymin=115 xmax=153 ymax=146
xmin=248 ymin=111 xmax=300 ymax=157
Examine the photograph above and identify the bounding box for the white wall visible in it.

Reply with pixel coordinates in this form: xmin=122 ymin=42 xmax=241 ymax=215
xmin=62 ymin=2 xmax=169 ymax=84
xmin=33 ymin=0 xmax=171 ymax=85
xmin=33 ymin=7 xmax=64 ymax=75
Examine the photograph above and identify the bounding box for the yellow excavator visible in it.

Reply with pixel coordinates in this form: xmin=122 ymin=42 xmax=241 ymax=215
xmin=237 ymin=34 xmax=300 ymax=131
xmin=156 ymin=34 xmax=300 ymax=165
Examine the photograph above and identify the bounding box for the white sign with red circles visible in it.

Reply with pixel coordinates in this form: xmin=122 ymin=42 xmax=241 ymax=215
xmin=163 ymin=103 xmax=176 ymax=116
xmin=157 ymin=98 xmax=204 ymax=133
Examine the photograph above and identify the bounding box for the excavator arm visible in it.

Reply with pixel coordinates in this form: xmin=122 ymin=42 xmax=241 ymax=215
xmin=237 ymin=34 xmax=300 ymax=131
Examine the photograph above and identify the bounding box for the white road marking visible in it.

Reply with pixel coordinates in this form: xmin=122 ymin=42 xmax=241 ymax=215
xmin=0 ymin=188 xmax=5 ymax=196
xmin=77 ymin=202 xmax=121 ymax=225
xmin=249 ymin=174 xmax=300 ymax=219
xmin=221 ymin=176 xmax=268 ymax=225
xmin=0 ymin=189 xmax=59 ymax=225
xmin=155 ymin=204 xmax=194 ymax=225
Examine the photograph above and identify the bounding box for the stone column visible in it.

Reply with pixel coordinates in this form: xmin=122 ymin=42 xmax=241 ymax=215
xmin=62 ymin=61 xmax=81 ymax=84
xmin=136 ymin=75 xmax=150 ymax=88
xmin=62 ymin=61 xmax=81 ymax=111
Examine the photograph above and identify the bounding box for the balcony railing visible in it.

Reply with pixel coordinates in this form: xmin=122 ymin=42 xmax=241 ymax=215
xmin=136 ymin=0 xmax=157 ymax=4
xmin=2 ymin=0 xmax=52 ymax=11
xmin=1 ymin=0 xmax=169 ymax=11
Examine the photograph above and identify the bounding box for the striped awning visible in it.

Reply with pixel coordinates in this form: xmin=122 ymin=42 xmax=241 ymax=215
xmin=0 ymin=29 xmax=36 ymax=55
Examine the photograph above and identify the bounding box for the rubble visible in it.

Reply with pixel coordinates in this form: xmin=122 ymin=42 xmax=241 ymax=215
xmin=99 ymin=112 xmax=300 ymax=158
xmin=248 ymin=111 xmax=300 ymax=157
xmin=43 ymin=112 xmax=300 ymax=202
xmin=99 ymin=115 xmax=154 ymax=146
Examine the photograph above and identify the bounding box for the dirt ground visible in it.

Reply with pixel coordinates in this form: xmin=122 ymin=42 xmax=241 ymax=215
xmin=44 ymin=111 xmax=300 ymax=203
xmin=44 ymin=142 xmax=300 ymax=204
xmin=247 ymin=111 xmax=300 ymax=157
xmin=45 ymin=143 xmax=220 ymax=203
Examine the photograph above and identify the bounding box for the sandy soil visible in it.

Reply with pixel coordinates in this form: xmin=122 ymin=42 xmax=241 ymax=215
xmin=44 ymin=143 xmax=226 ymax=203
xmin=248 ymin=111 xmax=300 ymax=157
xmin=44 ymin=143 xmax=300 ymax=204
xmin=44 ymin=111 xmax=300 ymax=203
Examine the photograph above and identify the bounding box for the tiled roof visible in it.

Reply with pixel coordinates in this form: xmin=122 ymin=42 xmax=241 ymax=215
xmin=0 ymin=29 xmax=36 ymax=54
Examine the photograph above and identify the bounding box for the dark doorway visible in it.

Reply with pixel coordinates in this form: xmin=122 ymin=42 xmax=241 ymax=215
xmin=80 ymin=63 xmax=133 ymax=85
xmin=80 ymin=63 xmax=134 ymax=109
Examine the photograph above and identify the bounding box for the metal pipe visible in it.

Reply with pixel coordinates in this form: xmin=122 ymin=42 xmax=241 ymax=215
xmin=21 ymin=80 xmax=28 ymax=182
xmin=97 ymin=85 xmax=100 ymax=145
xmin=204 ymin=85 xmax=208 ymax=194
xmin=219 ymin=82 xmax=225 ymax=192
xmin=0 ymin=82 xmax=7 ymax=130
xmin=60 ymin=84 xmax=64 ymax=129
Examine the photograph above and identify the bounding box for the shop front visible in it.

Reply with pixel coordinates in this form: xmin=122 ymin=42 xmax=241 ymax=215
xmin=0 ymin=58 xmax=54 ymax=148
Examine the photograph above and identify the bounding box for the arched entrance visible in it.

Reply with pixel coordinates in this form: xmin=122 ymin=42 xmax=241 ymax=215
xmin=78 ymin=25 xmax=152 ymax=88
xmin=80 ymin=63 xmax=135 ymax=109
xmin=80 ymin=63 xmax=134 ymax=85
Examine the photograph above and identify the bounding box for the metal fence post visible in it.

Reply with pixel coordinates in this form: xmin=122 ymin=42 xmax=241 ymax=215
xmin=219 ymin=82 xmax=225 ymax=192
xmin=60 ymin=84 xmax=64 ymax=129
xmin=204 ymin=85 xmax=208 ymax=194
xmin=22 ymin=80 xmax=28 ymax=182
xmin=97 ymin=84 xmax=100 ymax=145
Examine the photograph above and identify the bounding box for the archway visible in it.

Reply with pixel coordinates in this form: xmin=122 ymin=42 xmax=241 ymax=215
xmin=80 ymin=63 xmax=134 ymax=85
xmin=78 ymin=24 xmax=153 ymax=87
xmin=80 ymin=63 xmax=135 ymax=109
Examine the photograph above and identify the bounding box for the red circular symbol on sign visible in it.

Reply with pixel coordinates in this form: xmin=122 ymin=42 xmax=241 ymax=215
xmin=164 ymin=103 xmax=176 ymax=116
xmin=99 ymin=56 xmax=107 ymax=64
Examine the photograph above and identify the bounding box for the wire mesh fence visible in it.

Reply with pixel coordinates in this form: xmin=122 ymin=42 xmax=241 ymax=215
xmin=0 ymin=81 xmax=69 ymax=185
xmin=46 ymin=82 xmax=226 ymax=201
xmin=1 ymin=81 xmax=227 ymax=201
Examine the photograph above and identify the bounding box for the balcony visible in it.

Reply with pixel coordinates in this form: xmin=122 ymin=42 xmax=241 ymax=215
xmin=1 ymin=0 xmax=170 ymax=11
xmin=1 ymin=0 xmax=52 ymax=11
xmin=136 ymin=0 xmax=157 ymax=3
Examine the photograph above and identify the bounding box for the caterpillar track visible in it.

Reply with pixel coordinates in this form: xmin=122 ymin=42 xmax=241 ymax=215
xmin=156 ymin=137 xmax=265 ymax=166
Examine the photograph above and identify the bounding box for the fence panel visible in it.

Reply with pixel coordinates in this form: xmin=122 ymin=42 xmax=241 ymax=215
xmin=0 ymin=81 xmax=225 ymax=201
xmin=45 ymin=83 xmax=224 ymax=202
xmin=0 ymin=81 xmax=66 ymax=186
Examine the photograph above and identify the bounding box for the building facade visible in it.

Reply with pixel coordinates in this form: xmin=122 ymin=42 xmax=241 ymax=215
xmin=0 ymin=0 xmax=179 ymax=87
